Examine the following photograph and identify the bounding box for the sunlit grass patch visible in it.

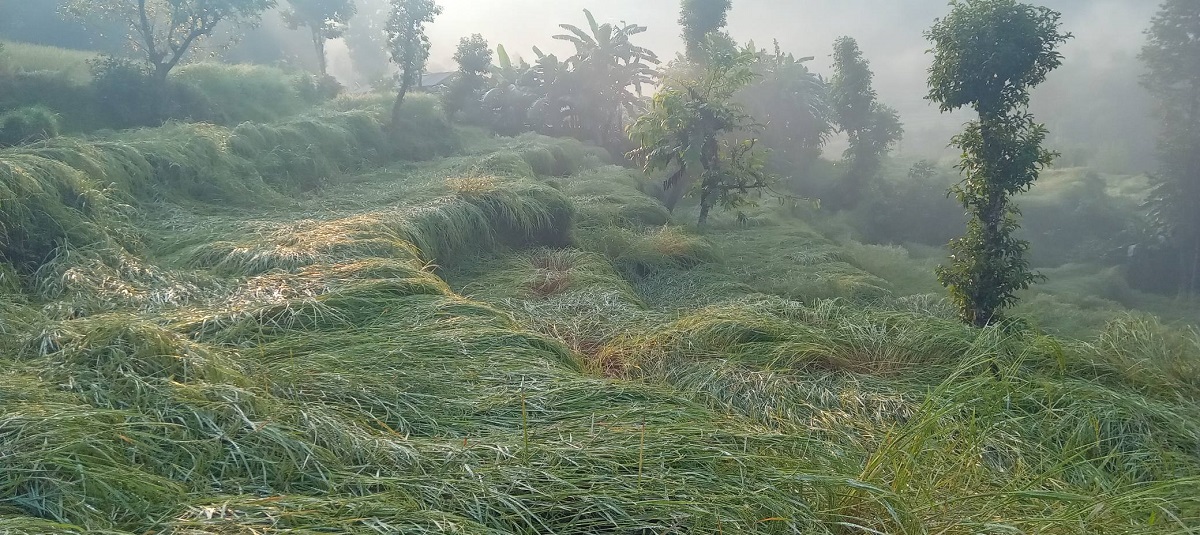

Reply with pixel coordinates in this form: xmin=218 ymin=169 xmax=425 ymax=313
xmin=0 ymin=40 xmax=97 ymax=84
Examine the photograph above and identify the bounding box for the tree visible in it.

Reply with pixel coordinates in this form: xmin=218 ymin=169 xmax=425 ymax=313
xmin=629 ymin=45 xmax=768 ymax=225
xmin=64 ymin=0 xmax=276 ymax=83
xmin=344 ymin=0 xmax=391 ymax=87
xmin=443 ymin=34 xmax=492 ymax=118
xmin=386 ymin=0 xmax=441 ymax=128
xmin=554 ymin=9 xmax=659 ymax=147
xmin=735 ymin=41 xmax=832 ymax=194
xmin=282 ymin=0 xmax=356 ymax=76
xmin=828 ymin=36 xmax=903 ymax=209
xmin=925 ymin=0 xmax=1070 ymax=327
xmin=679 ymin=0 xmax=732 ymax=62
xmin=1140 ymin=0 xmax=1200 ymax=296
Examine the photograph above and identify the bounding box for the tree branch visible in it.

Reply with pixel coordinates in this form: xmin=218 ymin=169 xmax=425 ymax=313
xmin=137 ymin=0 xmax=164 ymax=63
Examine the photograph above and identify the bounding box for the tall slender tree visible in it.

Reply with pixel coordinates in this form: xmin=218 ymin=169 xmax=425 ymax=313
xmin=925 ymin=0 xmax=1070 ymax=327
xmin=282 ymin=0 xmax=357 ymax=76
xmin=679 ymin=0 xmax=732 ymax=62
xmin=1141 ymin=0 xmax=1200 ymax=296
xmin=828 ymin=36 xmax=903 ymax=209
xmin=386 ymin=0 xmax=441 ymax=128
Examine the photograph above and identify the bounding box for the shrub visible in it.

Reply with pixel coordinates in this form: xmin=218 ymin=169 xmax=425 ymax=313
xmin=293 ymin=73 xmax=344 ymax=104
xmin=0 ymin=106 xmax=60 ymax=146
xmin=0 ymin=70 xmax=98 ymax=131
xmin=172 ymin=63 xmax=309 ymax=124
xmin=390 ymin=93 xmax=459 ymax=160
xmin=88 ymin=56 xmax=165 ymax=128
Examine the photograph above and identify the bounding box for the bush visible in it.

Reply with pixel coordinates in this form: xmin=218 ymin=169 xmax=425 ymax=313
xmin=390 ymin=94 xmax=460 ymax=160
xmin=172 ymin=63 xmax=310 ymax=124
xmin=88 ymin=56 xmax=165 ymax=128
xmin=0 ymin=70 xmax=99 ymax=131
xmin=88 ymin=59 xmax=328 ymax=129
xmin=294 ymin=74 xmax=344 ymax=104
xmin=0 ymin=106 xmax=59 ymax=146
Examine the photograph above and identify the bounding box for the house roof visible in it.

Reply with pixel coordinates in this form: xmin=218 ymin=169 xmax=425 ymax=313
xmin=420 ymin=72 xmax=457 ymax=87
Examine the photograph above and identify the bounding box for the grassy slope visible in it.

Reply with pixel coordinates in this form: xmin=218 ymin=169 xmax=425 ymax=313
xmin=1 ymin=101 xmax=1198 ymax=534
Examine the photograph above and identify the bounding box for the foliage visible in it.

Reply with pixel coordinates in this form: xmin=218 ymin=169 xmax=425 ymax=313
xmin=64 ymin=0 xmax=277 ymax=82
xmin=552 ymin=9 xmax=659 ymax=148
xmin=88 ymin=56 xmax=168 ymax=128
xmin=828 ymin=36 xmax=903 ymax=209
xmin=386 ymin=0 xmax=442 ymax=128
xmin=0 ymin=40 xmax=98 ymax=85
xmin=477 ymin=9 xmax=658 ymax=148
xmin=737 ymin=41 xmax=832 ymax=191
xmin=925 ymin=0 xmax=1071 ymax=327
xmin=1139 ymin=0 xmax=1200 ymax=296
xmin=679 ymin=0 xmax=732 ymax=62
xmin=343 ymin=0 xmax=391 ymax=86
xmin=0 ymin=107 xmax=61 ymax=147
xmin=443 ymin=34 xmax=492 ymax=118
xmin=629 ymin=45 xmax=769 ymax=225
xmin=282 ymin=0 xmax=356 ymax=76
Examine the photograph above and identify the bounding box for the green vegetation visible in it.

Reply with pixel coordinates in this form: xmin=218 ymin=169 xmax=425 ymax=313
xmin=630 ymin=45 xmax=768 ymax=224
xmin=281 ymin=0 xmax=357 ymax=77
xmin=1140 ymin=0 xmax=1200 ymax=296
xmin=926 ymin=0 xmax=1072 ymax=326
xmin=386 ymin=0 xmax=443 ymax=127
xmin=1 ymin=0 xmax=1199 ymax=533
xmin=63 ymin=0 xmax=277 ymax=83
xmin=828 ymin=36 xmax=904 ymax=210
xmin=679 ymin=0 xmax=733 ymax=62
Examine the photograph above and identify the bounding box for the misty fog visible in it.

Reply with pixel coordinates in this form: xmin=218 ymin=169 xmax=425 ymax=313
xmin=321 ymin=0 xmax=1155 ymax=168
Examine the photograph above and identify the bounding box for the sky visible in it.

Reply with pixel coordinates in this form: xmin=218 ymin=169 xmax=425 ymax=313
xmin=331 ymin=0 xmax=1161 ymax=166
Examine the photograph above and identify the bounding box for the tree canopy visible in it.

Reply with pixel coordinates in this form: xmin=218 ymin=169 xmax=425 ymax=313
xmin=386 ymin=0 xmax=442 ymax=127
xmin=64 ymin=0 xmax=277 ymax=81
xmin=630 ymin=45 xmax=768 ymax=225
xmin=679 ymin=0 xmax=732 ymax=62
xmin=1140 ymin=0 xmax=1200 ymax=296
xmin=282 ymin=0 xmax=357 ymax=76
xmin=828 ymin=36 xmax=903 ymax=209
xmin=926 ymin=0 xmax=1070 ymax=327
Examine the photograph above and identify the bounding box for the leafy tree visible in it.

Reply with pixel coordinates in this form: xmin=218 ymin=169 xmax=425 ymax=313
xmin=481 ymin=44 xmax=537 ymax=134
xmin=734 ymin=41 xmax=832 ymax=194
xmin=629 ymin=45 xmax=768 ymax=225
xmin=443 ymin=34 xmax=492 ymax=118
xmin=679 ymin=0 xmax=732 ymax=62
xmin=64 ymin=0 xmax=276 ymax=83
xmin=828 ymin=36 xmax=903 ymax=209
xmin=344 ymin=0 xmax=391 ymax=87
xmin=554 ymin=10 xmax=659 ymax=148
xmin=385 ymin=0 xmax=442 ymax=128
xmin=925 ymin=0 xmax=1070 ymax=327
xmin=282 ymin=0 xmax=357 ymax=76
xmin=1140 ymin=0 xmax=1200 ymax=296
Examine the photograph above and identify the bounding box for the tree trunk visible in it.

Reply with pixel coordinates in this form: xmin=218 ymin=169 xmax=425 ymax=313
xmin=391 ymin=85 xmax=409 ymax=130
xmin=153 ymin=62 xmax=171 ymax=84
xmin=313 ymin=30 xmax=328 ymax=77
xmin=698 ymin=190 xmax=713 ymax=226
xmin=975 ymin=119 xmax=1006 ymax=328
xmin=663 ymin=169 xmax=693 ymax=213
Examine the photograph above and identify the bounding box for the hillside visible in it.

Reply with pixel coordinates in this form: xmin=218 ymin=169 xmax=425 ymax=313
xmin=1 ymin=90 xmax=1198 ymax=533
